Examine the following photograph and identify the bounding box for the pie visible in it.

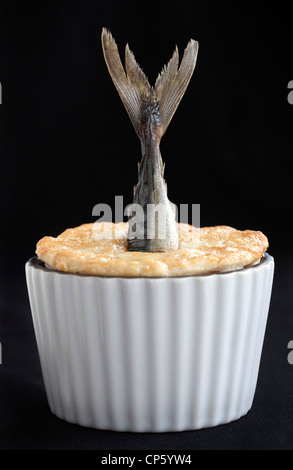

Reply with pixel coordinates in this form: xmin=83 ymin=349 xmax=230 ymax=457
xmin=36 ymin=222 xmax=268 ymax=277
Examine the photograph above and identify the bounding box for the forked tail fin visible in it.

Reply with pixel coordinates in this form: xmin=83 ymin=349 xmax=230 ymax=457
xmin=101 ymin=28 xmax=198 ymax=138
xmin=101 ymin=28 xmax=198 ymax=252
xmin=155 ymin=39 xmax=198 ymax=136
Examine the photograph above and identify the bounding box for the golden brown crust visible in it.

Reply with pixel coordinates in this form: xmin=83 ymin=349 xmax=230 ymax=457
xmin=36 ymin=222 xmax=269 ymax=277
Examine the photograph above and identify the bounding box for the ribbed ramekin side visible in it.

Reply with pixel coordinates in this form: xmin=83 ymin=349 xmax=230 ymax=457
xmin=187 ymin=274 xmax=222 ymax=429
xmin=116 ymin=266 xmax=274 ymax=432
xmin=180 ymin=256 xmax=274 ymax=430
xmin=45 ymin=273 xmax=87 ymax=424
xmin=217 ymin=267 xmax=258 ymax=423
xmin=26 ymin=255 xmax=274 ymax=432
xmin=118 ymin=278 xmax=165 ymax=432
xmin=238 ymin=260 xmax=275 ymax=413
xmin=49 ymin=271 xmax=75 ymax=422
xmin=97 ymin=277 xmax=132 ymax=430
xmin=99 ymin=277 xmax=177 ymax=432
xmin=144 ymin=279 xmax=176 ymax=432
xmin=26 ymin=264 xmax=56 ymax=413
xmin=198 ymin=272 xmax=241 ymax=428
xmin=168 ymin=277 xmax=201 ymax=431
xmin=208 ymin=259 xmax=274 ymax=425
xmin=77 ymin=278 xmax=109 ymax=429
xmin=26 ymin=263 xmax=106 ymax=427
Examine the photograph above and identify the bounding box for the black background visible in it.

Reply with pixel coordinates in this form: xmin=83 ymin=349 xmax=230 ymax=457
xmin=1 ymin=0 xmax=293 ymax=450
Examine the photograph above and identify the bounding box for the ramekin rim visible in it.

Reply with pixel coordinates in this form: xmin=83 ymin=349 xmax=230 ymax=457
xmin=25 ymin=253 xmax=274 ymax=282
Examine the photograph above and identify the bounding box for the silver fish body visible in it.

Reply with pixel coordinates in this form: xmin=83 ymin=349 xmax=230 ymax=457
xmin=101 ymin=29 xmax=198 ymax=252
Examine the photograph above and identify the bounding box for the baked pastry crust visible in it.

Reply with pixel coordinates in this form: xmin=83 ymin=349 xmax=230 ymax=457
xmin=36 ymin=222 xmax=269 ymax=277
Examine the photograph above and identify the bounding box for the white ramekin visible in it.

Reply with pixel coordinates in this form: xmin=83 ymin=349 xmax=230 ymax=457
xmin=25 ymin=254 xmax=274 ymax=432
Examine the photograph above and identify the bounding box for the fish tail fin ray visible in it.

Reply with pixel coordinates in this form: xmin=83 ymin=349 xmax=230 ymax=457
xmin=155 ymin=39 xmax=198 ymax=136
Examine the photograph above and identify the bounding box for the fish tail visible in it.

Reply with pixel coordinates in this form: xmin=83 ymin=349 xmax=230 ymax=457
xmin=155 ymin=38 xmax=199 ymax=136
xmin=101 ymin=28 xmax=199 ymax=138
xmin=101 ymin=28 xmax=150 ymax=137
xmin=101 ymin=28 xmax=198 ymax=253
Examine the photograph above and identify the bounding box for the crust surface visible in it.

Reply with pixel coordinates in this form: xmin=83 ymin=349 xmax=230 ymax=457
xmin=36 ymin=222 xmax=269 ymax=277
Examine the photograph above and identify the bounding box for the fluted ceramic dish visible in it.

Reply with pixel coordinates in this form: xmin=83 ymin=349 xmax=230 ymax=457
xmin=25 ymin=253 xmax=274 ymax=432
